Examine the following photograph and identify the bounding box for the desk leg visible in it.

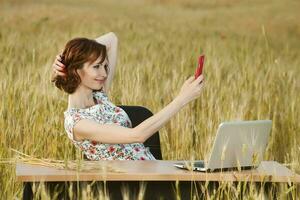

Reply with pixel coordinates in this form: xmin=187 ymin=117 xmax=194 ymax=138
xmin=142 ymin=181 xmax=177 ymax=200
xmin=45 ymin=181 xmax=70 ymax=199
xmin=22 ymin=181 xmax=72 ymax=200
xmin=22 ymin=182 xmax=33 ymax=200
xmin=176 ymin=181 xmax=220 ymax=199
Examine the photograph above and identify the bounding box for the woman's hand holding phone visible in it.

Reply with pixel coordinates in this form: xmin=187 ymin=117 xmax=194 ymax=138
xmin=176 ymin=54 xmax=205 ymax=106
xmin=177 ymin=74 xmax=205 ymax=107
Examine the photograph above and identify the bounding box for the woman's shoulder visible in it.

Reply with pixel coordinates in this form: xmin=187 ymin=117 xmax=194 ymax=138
xmin=63 ymin=109 xmax=83 ymax=123
xmin=63 ymin=107 xmax=92 ymax=123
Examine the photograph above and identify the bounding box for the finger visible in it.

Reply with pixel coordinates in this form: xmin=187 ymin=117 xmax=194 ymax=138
xmin=56 ymin=55 xmax=62 ymax=61
xmin=196 ymin=81 xmax=205 ymax=92
xmin=53 ymin=68 xmax=66 ymax=76
xmin=194 ymin=74 xmax=204 ymax=84
xmin=199 ymin=78 xmax=205 ymax=85
xmin=54 ymin=63 xmax=65 ymax=72
xmin=53 ymin=62 xmax=64 ymax=69
xmin=199 ymin=79 xmax=205 ymax=86
xmin=186 ymin=76 xmax=194 ymax=83
xmin=56 ymin=54 xmax=64 ymax=64
xmin=199 ymin=80 xmax=205 ymax=89
xmin=57 ymin=71 xmax=67 ymax=76
xmin=55 ymin=60 xmax=65 ymax=68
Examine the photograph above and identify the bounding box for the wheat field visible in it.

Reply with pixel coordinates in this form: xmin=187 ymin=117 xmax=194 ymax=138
xmin=0 ymin=0 xmax=299 ymax=199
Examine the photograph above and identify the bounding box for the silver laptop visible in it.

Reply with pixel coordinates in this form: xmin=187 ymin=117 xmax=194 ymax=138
xmin=173 ymin=120 xmax=272 ymax=172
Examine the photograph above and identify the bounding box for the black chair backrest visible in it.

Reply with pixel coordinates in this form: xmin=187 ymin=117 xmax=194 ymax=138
xmin=118 ymin=105 xmax=162 ymax=160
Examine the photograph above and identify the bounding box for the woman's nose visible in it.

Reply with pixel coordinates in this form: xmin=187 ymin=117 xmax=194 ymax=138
xmin=100 ymin=67 xmax=107 ymax=77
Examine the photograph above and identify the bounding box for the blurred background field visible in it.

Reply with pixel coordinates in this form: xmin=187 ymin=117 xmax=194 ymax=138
xmin=0 ymin=0 xmax=299 ymax=198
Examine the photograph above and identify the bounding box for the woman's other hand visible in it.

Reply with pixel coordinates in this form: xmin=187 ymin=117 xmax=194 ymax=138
xmin=52 ymin=54 xmax=66 ymax=77
xmin=177 ymin=74 xmax=205 ymax=106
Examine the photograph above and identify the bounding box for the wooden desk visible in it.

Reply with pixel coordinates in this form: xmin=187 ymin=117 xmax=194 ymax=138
xmin=17 ymin=160 xmax=300 ymax=200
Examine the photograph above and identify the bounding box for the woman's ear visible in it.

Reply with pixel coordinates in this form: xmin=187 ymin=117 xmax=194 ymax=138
xmin=76 ymin=68 xmax=83 ymax=77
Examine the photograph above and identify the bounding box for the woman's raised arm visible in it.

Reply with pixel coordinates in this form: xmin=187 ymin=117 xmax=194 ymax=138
xmin=95 ymin=32 xmax=118 ymax=96
xmin=51 ymin=32 xmax=118 ymax=94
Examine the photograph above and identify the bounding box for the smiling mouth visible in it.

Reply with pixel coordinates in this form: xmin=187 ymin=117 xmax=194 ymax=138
xmin=95 ymin=79 xmax=106 ymax=83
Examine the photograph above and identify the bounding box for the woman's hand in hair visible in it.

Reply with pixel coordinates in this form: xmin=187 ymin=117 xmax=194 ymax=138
xmin=52 ymin=53 xmax=66 ymax=77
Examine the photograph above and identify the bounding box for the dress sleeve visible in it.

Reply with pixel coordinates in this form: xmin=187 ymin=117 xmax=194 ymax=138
xmin=64 ymin=112 xmax=84 ymax=142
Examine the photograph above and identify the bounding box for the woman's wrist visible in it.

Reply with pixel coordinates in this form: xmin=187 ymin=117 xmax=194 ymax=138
xmin=173 ymin=95 xmax=187 ymax=108
xmin=95 ymin=32 xmax=114 ymax=49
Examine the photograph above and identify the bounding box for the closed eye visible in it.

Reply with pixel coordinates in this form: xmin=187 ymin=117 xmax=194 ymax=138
xmin=93 ymin=64 xmax=109 ymax=69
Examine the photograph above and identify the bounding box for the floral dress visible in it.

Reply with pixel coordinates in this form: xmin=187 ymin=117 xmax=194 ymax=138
xmin=63 ymin=90 xmax=156 ymax=160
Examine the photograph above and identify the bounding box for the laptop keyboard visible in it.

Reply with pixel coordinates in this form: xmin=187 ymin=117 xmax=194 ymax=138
xmin=175 ymin=160 xmax=205 ymax=168
xmin=190 ymin=160 xmax=205 ymax=167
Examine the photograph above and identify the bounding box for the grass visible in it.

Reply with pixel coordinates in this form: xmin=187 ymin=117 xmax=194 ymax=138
xmin=0 ymin=0 xmax=299 ymax=199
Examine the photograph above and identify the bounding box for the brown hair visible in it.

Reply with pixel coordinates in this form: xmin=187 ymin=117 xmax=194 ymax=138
xmin=51 ymin=37 xmax=109 ymax=94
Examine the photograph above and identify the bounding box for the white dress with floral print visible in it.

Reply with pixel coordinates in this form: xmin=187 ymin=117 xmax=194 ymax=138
xmin=64 ymin=90 xmax=156 ymax=160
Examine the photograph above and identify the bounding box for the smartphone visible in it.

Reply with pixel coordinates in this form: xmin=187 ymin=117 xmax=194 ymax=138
xmin=194 ymin=54 xmax=205 ymax=80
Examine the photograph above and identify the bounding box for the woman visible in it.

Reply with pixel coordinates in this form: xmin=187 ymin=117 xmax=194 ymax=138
xmin=51 ymin=32 xmax=205 ymax=161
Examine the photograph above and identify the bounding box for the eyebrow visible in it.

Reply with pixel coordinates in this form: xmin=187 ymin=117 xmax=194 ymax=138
xmin=94 ymin=61 xmax=107 ymax=65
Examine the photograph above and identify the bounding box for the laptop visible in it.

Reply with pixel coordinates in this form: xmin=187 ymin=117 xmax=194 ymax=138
xmin=173 ymin=120 xmax=272 ymax=172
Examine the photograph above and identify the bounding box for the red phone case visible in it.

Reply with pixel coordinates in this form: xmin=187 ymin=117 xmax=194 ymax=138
xmin=194 ymin=55 xmax=205 ymax=80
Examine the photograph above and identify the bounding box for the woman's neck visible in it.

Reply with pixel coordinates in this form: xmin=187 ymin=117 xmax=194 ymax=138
xmin=68 ymin=86 xmax=96 ymax=109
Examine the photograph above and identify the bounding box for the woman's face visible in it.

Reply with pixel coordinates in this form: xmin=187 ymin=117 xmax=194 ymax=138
xmin=76 ymin=56 xmax=108 ymax=91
